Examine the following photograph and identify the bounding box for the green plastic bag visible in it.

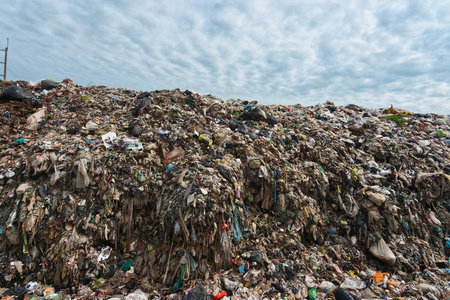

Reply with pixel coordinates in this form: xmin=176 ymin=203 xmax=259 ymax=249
xmin=121 ymin=261 xmax=134 ymax=271
xmin=436 ymin=129 xmax=446 ymax=137
xmin=308 ymin=287 xmax=317 ymax=299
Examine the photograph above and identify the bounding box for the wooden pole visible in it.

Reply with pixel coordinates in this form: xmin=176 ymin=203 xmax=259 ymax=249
xmin=2 ymin=38 xmax=8 ymax=81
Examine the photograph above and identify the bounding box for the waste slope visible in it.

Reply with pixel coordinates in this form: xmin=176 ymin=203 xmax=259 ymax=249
xmin=0 ymin=80 xmax=449 ymax=298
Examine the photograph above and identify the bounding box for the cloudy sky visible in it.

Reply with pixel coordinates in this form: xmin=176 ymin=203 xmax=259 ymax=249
xmin=1 ymin=1 xmax=449 ymax=113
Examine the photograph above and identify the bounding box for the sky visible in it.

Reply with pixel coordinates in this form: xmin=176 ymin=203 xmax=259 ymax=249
xmin=1 ymin=1 xmax=450 ymax=114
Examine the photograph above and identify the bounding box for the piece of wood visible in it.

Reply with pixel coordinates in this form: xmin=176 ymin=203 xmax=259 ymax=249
xmin=178 ymin=208 xmax=190 ymax=242
xmin=126 ymin=198 xmax=133 ymax=253
xmin=163 ymin=237 xmax=174 ymax=284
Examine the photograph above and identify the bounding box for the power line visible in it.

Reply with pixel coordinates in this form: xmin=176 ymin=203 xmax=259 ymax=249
xmin=7 ymin=67 xmax=21 ymax=80
xmin=12 ymin=47 xmax=28 ymax=64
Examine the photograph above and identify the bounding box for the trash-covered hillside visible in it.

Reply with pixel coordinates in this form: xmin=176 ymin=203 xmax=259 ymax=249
xmin=0 ymin=79 xmax=449 ymax=300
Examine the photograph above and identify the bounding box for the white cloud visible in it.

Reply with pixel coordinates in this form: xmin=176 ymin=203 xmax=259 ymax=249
xmin=0 ymin=0 xmax=449 ymax=113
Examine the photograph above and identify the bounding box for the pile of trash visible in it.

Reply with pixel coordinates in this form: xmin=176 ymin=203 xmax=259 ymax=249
xmin=0 ymin=79 xmax=449 ymax=300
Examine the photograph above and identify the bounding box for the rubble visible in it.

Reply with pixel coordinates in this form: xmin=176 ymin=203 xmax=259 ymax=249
xmin=0 ymin=79 xmax=449 ymax=299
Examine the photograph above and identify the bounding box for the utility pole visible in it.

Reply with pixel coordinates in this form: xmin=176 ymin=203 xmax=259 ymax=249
xmin=0 ymin=38 xmax=8 ymax=82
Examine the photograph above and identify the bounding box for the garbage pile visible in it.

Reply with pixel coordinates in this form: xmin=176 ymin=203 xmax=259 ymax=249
xmin=0 ymin=79 xmax=449 ymax=300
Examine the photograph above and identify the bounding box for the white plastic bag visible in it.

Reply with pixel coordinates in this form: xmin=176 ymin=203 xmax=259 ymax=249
xmin=369 ymin=238 xmax=396 ymax=265
xmin=340 ymin=277 xmax=366 ymax=290
xmin=366 ymin=191 xmax=386 ymax=206
xmin=76 ymin=159 xmax=90 ymax=189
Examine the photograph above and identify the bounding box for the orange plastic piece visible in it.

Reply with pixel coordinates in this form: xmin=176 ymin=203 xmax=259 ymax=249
xmin=213 ymin=292 xmax=227 ymax=300
xmin=371 ymin=270 xmax=389 ymax=284
xmin=386 ymin=279 xmax=399 ymax=288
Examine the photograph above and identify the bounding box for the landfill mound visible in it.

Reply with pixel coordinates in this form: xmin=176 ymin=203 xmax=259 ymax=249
xmin=0 ymin=79 xmax=449 ymax=300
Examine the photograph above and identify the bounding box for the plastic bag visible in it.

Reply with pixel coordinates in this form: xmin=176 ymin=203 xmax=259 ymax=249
xmin=369 ymin=238 xmax=396 ymax=265
xmin=164 ymin=147 xmax=185 ymax=165
xmin=122 ymin=137 xmax=143 ymax=152
xmin=40 ymin=79 xmax=58 ymax=90
xmin=0 ymin=86 xmax=33 ymax=100
xmin=365 ymin=191 xmax=386 ymax=206
xmin=232 ymin=205 xmax=242 ymax=244
xmin=76 ymin=159 xmax=91 ymax=189
xmin=319 ymin=281 xmax=335 ymax=293
xmin=124 ymin=289 xmax=149 ymax=300
xmin=26 ymin=107 xmax=47 ymax=130
xmin=241 ymin=107 xmax=266 ymax=121
xmin=102 ymin=132 xmax=118 ymax=149
xmin=132 ymin=97 xmax=153 ymax=116
xmin=436 ymin=129 xmax=446 ymax=137
xmin=334 ymin=288 xmax=361 ymax=300
xmin=184 ymin=285 xmax=212 ymax=300
xmin=340 ymin=277 xmax=366 ymax=290
xmin=1 ymin=287 xmax=28 ymax=297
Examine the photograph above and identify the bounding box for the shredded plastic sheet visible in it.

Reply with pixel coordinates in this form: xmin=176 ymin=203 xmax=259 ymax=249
xmin=233 ymin=204 xmax=242 ymax=244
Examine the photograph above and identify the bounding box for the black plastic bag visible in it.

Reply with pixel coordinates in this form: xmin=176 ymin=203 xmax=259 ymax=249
xmin=241 ymin=107 xmax=266 ymax=121
xmin=334 ymin=288 xmax=361 ymax=300
xmin=184 ymin=285 xmax=212 ymax=300
xmin=244 ymin=250 xmax=265 ymax=267
xmin=41 ymin=79 xmax=58 ymax=90
xmin=132 ymin=97 xmax=153 ymax=116
xmin=0 ymin=86 xmax=33 ymax=100
xmin=228 ymin=119 xmax=243 ymax=131
xmin=2 ymin=286 xmax=28 ymax=297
